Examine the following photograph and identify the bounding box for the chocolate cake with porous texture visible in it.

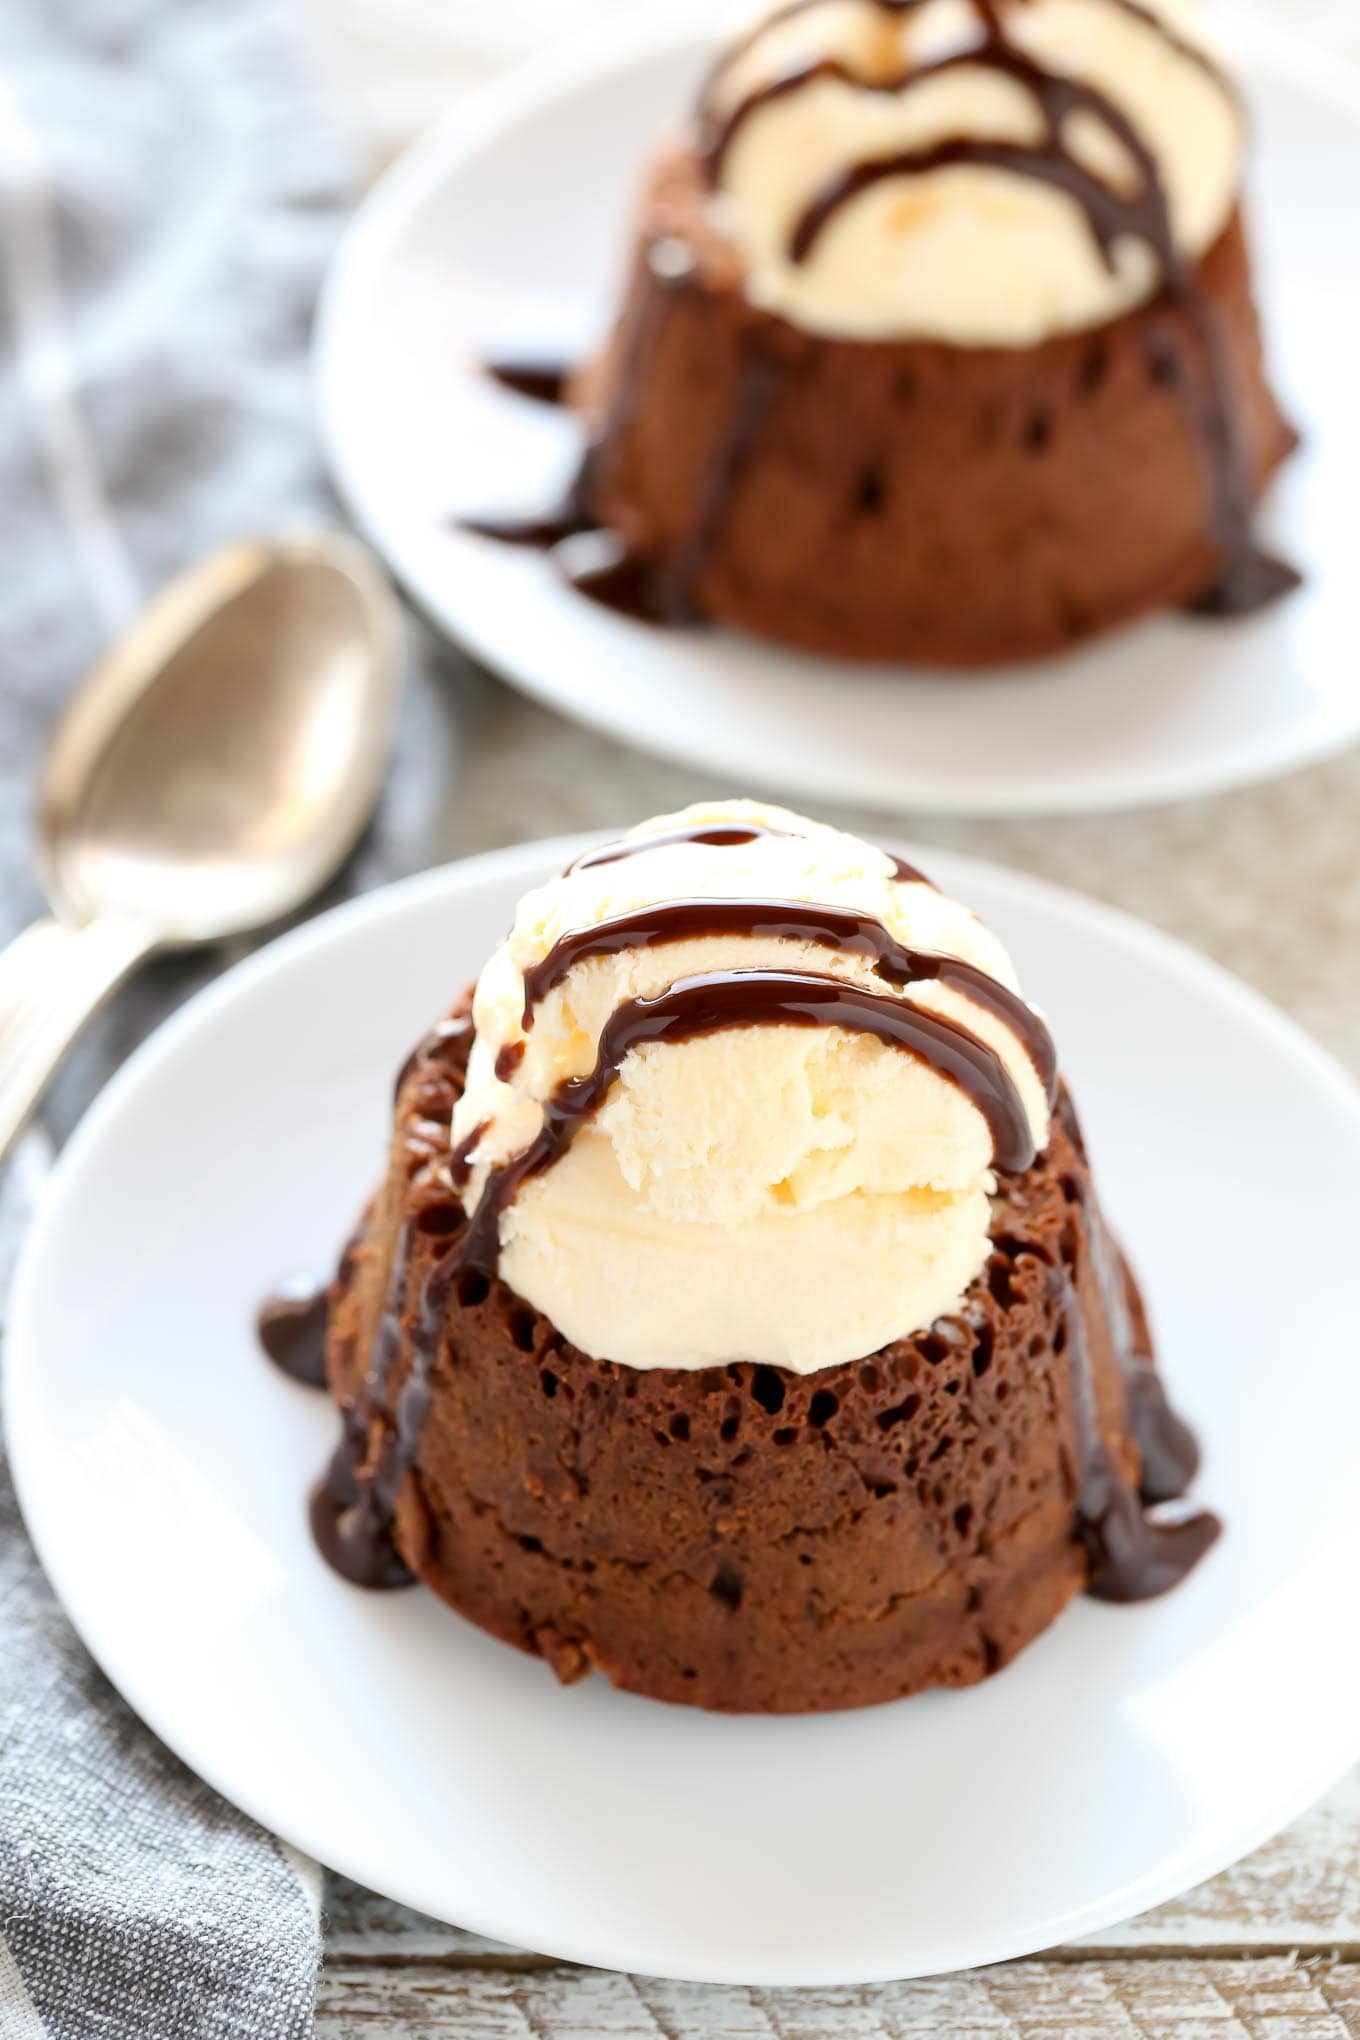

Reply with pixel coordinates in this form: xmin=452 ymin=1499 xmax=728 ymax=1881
xmin=321 ymin=1004 xmax=1205 ymax=1713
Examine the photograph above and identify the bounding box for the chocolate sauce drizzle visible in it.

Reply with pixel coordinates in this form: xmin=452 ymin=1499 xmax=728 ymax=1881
xmin=565 ymin=823 xmax=932 ymax=887
xmin=1059 ymin=1269 xmax=1220 ymax=1601
xmin=485 ymin=357 xmax=572 ymax=407
xmin=393 ymin=1013 xmax=472 ymax=1101
xmin=1065 ymin=1152 xmax=1220 ymax=1597
xmin=567 ymin=822 xmax=793 ymax=871
xmin=1123 ymin=1357 xmax=1203 ymax=1504
xmin=466 ymin=250 xmax=783 ymax=625
xmin=518 ymin=896 xmax=1057 ymax=1107
xmin=704 ymin=0 xmax=1231 ymax=118
xmin=308 ymin=1220 xmax=421 ymax=1590
xmin=467 ymin=968 xmax=1040 ymax=1265
xmin=466 ymin=0 xmax=1296 ymax=624
xmin=256 ymin=1282 xmax=331 ymax=1388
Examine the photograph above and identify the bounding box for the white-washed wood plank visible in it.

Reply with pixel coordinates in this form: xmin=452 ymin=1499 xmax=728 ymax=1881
xmin=323 ymin=1876 xmax=521 ymax=1961
xmin=322 ymin=1770 xmax=1360 ymax=1962
xmin=1091 ymin=1769 xmax=1360 ymax=1951
xmin=315 ymin=1956 xmax=1360 ymax=2038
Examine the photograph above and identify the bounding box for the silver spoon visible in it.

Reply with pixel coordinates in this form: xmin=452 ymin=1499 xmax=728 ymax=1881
xmin=0 ymin=534 xmax=404 ymax=1162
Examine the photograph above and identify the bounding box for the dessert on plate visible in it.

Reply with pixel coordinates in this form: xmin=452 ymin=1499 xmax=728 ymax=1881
xmin=292 ymin=800 xmax=1218 ymax=1712
xmin=473 ymin=0 xmax=1298 ymax=663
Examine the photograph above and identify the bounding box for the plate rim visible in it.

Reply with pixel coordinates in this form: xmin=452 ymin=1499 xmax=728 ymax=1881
xmin=316 ymin=13 xmax=1360 ymax=820
xmin=8 ymin=834 xmax=1360 ymax=1984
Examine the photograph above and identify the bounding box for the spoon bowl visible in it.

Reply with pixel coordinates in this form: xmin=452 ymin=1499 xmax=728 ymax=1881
xmin=39 ymin=534 xmax=403 ymax=943
xmin=0 ymin=532 xmax=404 ymax=1163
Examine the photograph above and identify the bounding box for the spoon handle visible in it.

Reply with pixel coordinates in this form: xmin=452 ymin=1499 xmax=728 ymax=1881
xmin=0 ymin=916 xmax=157 ymax=1164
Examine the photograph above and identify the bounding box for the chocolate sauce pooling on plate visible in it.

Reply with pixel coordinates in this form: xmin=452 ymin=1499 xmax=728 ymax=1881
xmin=256 ymin=1283 xmax=330 ymax=1388
xmin=309 ymin=1292 xmax=420 ymax=1592
xmin=461 ymin=245 xmax=778 ymax=624
xmin=464 ymin=0 xmax=1298 ymax=623
xmin=1124 ymin=1357 xmax=1203 ymax=1504
xmin=485 ymin=357 xmax=572 ymax=407
xmin=460 ymin=509 xmax=583 ymax=551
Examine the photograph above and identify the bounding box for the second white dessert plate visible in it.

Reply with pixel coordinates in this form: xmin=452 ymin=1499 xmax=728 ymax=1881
xmin=317 ymin=15 xmax=1360 ymax=817
xmin=8 ymin=839 xmax=1360 ymax=1985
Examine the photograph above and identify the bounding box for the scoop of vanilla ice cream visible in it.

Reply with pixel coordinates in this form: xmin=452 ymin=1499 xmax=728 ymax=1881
xmin=450 ymin=800 xmax=1052 ymax=1374
xmin=704 ymin=0 xmax=1243 ymax=344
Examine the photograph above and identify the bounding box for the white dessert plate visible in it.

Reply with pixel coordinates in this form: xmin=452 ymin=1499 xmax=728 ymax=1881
xmin=317 ymin=14 xmax=1360 ymax=817
xmin=8 ymin=838 xmax=1360 ymax=1986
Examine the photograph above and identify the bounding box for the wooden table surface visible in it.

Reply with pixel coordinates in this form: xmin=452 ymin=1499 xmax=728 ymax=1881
xmin=316 ymin=1774 xmax=1360 ymax=2033
xmin=298 ymin=2 xmax=1360 ymax=2028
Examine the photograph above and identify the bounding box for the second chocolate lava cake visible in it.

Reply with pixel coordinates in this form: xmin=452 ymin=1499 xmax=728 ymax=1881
xmin=470 ymin=0 xmax=1299 ymax=662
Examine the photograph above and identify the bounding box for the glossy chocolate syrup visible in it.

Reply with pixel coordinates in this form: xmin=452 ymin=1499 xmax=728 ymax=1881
xmin=393 ymin=1013 xmax=473 ymax=1101
xmin=495 ymin=1040 xmax=526 ymax=1081
xmin=309 ymin=1218 xmax=420 ymax=1591
xmin=1123 ymin=1357 xmax=1203 ymax=1504
xmin=1048 ymin=1092 xmax=1220 ymax=1601
xmin=469 ymin=353 xmax=786 ymax=626
xmin=705 ymin=0 xmax=1231 ymax=112
xmin=485 ymin=358 xmax=572 ymax=407
xmin=463 ymin=235 xmax=781 ymax=623
xmin=464 ymin=254 xmax=673 ymax=619
xmin=460 ymin=509 xmax=583 ymax=550
xmin=1058 ymin=1270 xmax=1220 ymax=1601
xmin=305 ymin=1021 xmax=488 ymax=1590
xmin=1080 ymin=1174 xmax=1205 ymax=1509
xmin=563 ymin=536 xmax=678 ymax=624
xmin=309 ymin=1006 xmax=494 ymax=1588
xmin=517 ymin=896 xmax=1057 ymax=1105
xmin=653 ymin=355 xmax=783 ymax=623
xmin=310 ymin=1203 xmax=475 ymax=1593
xmin=566 ymin=826 xmax=931 ymax=886
xmin=448 ymin=1117 xmax=488 ymax=1192
xmin=256 ymin=1282 xmax=330 ymax=1388
xmin=457 ymin=970 xmax=1038 ymax=1298
xmin=568 ymin=822 xmax=792 ymax=872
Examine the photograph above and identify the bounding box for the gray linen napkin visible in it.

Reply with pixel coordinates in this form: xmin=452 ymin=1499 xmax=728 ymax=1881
xmin=0 ymin=2 xmax=454 ymax=2031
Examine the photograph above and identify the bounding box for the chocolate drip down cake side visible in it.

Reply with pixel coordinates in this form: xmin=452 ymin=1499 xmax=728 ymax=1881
xmin=472 ymin=0 xmax=1299 ymax=664
xmin=280 ymin=803 xmax=1219 ymax=1713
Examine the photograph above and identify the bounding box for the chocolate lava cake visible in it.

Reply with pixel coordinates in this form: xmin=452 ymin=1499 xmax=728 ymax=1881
xmin=471 ymin=0 xmax=1299 ymax=663
xmin=281 ymin=803 xmax=1219 ymax=1714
